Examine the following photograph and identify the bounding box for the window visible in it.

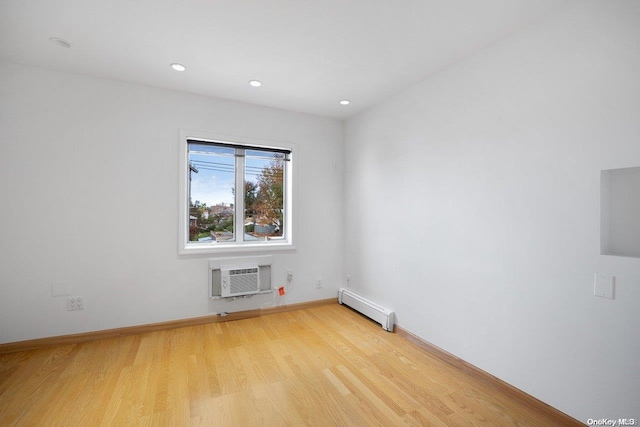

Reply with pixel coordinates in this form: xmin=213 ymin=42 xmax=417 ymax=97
xmin=179 ymin=131 xmax=294 ymax=254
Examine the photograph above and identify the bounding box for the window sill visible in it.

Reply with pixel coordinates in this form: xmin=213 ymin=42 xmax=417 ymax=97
xmin=179 ymin=241 xmax=295 ymax=256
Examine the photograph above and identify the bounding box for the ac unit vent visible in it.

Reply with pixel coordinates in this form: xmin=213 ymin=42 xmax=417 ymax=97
xmin=221 ymin=265 xmax=260 ymax=297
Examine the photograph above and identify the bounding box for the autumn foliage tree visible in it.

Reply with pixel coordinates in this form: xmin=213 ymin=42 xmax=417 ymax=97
xmin=253 ymin=158 xmax=284 ymax=236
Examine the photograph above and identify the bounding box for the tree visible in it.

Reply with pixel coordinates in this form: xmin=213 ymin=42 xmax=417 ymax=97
xmin=254 ymin=158 xmax=284 ymax=235
xmin=189 ymin=200 xmax=210 ymax=240
xmin=243 ymin=181 xmax=258 ymax=217
xmin=215 ymin=216 xmax=234 ymax=233
xmin=190 ymin=200 xmax=208 ymax=220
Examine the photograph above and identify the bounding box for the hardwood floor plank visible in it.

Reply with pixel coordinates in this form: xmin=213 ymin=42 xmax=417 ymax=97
xmin=250 ymin=380 xmax=308 ymax=426
xmin=49 ymin=372 xmax=94 ymax=426
xmin=333 ymin=364 xmax=407 ymax=424
xmin=99 ymin=364 xmax=136 ymax=426
xmin=0 ymin=345 xmax=79 ymax=425
xmin=321 ymin=367 xmax=351 ymax=396
xmin=186 ymin=353 xmax=210 ymax=419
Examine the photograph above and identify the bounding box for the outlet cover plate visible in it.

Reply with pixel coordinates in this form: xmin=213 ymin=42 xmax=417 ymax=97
xmin=67 ymin=296 xmax=84 ymax=311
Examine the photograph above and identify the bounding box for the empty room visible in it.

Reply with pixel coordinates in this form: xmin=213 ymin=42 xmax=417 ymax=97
xmin=1 ymin=0 xmax=639 ymax=425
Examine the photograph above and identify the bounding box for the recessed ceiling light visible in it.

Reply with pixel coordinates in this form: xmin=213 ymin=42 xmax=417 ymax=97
xmin=170 ymin=63 xmax=186 ymax=71
xmin=249 ymin=80 xmax=262 ymax=87
xmin=339 ymin=100 xmax=351 ymax=105
xmin=49 ymin=37 xmax=72 ymax=48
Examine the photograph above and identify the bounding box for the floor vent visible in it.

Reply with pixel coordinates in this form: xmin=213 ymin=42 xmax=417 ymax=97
xmin=338 ymin=288 xmax=394 ymax=331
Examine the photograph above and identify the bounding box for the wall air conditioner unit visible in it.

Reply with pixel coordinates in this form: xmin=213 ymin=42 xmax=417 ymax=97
xmin=209 ymin=256 xmax=273 ymax=299
xmin=338 ymin=288 xmax=394 ymax=331
xmin=220 ymin=265 xmax=260 ymax=297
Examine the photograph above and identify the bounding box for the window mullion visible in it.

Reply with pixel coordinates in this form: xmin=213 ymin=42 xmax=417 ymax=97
xmin=235 ymin=149 xmax=245 ymax=243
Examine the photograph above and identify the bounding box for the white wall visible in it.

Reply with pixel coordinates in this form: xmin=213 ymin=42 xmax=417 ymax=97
xmin=0 ymin=62 xmax=344 ymax=343
xmin=344 ymin=0 xmax=640 ymax=422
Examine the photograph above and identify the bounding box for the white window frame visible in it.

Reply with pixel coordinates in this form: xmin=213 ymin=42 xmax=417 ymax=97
xmin=179 ymin=130 xmax=296 ymax=255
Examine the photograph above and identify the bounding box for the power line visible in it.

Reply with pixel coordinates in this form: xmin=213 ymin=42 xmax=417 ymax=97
xmin=191 ymin=159 xmax=278 ymax=172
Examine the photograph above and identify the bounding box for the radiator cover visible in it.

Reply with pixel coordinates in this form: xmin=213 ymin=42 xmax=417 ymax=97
xmin=338 ymin=288 xmax=394 ymax=331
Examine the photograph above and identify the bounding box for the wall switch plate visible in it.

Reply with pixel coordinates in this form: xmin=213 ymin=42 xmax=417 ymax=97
xmin=594 ymin=273 xmax=615 ymax=299
xmin=52 ymin=281 xmax=70 ymax=297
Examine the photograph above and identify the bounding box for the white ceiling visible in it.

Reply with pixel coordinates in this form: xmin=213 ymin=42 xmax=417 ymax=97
xmin=0 ymin=0 xmax=572 ymax=119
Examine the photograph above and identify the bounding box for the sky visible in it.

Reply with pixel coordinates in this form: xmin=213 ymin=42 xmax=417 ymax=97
xmin=189 ymin=146 xmax=276 ymax=207
xmin=190 ymin=152 xmax=235 ymax=207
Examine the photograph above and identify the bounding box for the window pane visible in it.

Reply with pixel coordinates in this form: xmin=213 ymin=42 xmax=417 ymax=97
xmin=244 ymin=150 xmax=285 ymax=240
xmin=188 ymin=143 xmax=235 ymax=243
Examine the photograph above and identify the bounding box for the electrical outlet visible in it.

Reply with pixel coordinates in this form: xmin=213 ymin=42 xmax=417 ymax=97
xmin=67 ymin=296 xmax=84 ymax=311
xmin=316 ymin=278 xmax=323 ymax=289
xmin=346 ymin=275 xmax=351 ymax=286
xmin=287 ymin=269 xmax=293 ymax=283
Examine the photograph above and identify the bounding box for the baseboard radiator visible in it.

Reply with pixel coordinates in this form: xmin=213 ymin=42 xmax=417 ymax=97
xmin=338 ymin=288 xmax=394 ymax=331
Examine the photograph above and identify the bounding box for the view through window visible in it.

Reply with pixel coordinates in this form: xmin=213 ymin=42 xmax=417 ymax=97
xmin=187 ymin=140 xmax=287 ymax=246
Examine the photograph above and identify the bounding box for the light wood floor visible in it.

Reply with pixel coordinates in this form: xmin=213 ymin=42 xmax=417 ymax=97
xmin=1 ymin=304 xmax=572 ymax=426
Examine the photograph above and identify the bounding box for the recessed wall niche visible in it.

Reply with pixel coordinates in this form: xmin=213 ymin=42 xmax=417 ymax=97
xmin=601 ymin=166 xmax=640 ymax=258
